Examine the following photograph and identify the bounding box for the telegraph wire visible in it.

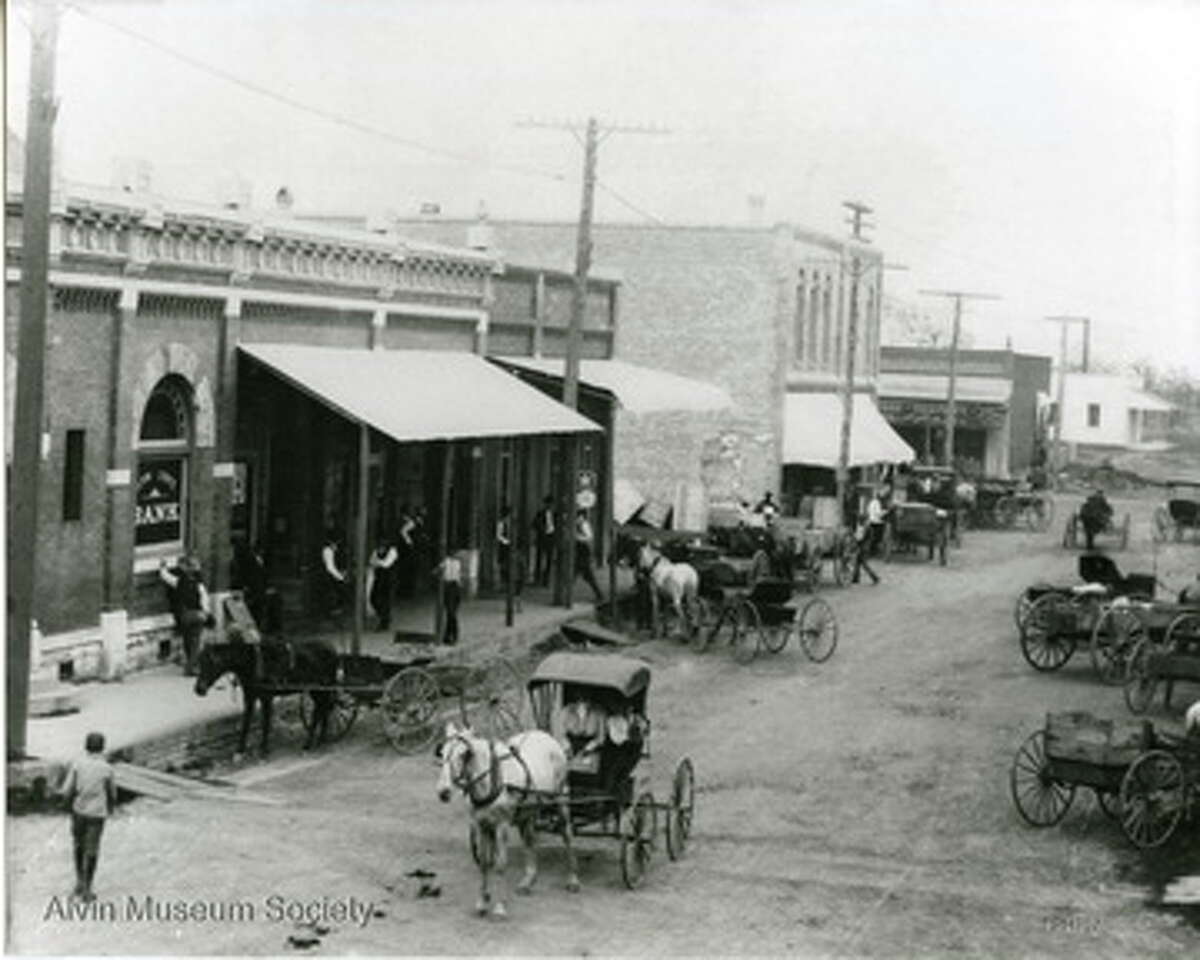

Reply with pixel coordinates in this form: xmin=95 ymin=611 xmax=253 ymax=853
xmin=64 ymin=2 xmax=569 ymax=184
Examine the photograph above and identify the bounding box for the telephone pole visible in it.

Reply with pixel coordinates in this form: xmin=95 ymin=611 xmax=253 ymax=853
xmin=836 ymin=202 xmax=873 ymax=526
xmin=1045 ymin=315 xmax=1090 ymax=474
xmin=9 ymin=0 xmax=61 ymax=760
xmin=518 ymin=117 xmax=667 ymax=608
xmin=918 ymin=289 xmax=1002 ymax=469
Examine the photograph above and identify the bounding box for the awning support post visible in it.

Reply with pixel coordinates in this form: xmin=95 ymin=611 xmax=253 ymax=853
xmin=435 ymin=442 xmax=452 ymax=643
xmin=504 ymin=438 xmax=515 ymax=628
xmin=352 ymin=422 xmax=369 ymax=655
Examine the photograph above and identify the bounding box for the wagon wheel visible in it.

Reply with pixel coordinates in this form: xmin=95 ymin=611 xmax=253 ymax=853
xmin=1014 ymin=587 xmax=1044 ymax=633
xmin=458 ymin=657 xmax=524 ymax=739
xmin=833 ymin=536 xmax=855 ymax=587
xmin=665 ymin=757 xmax=695 ymax=861
xmin=381 ymin=666 xmax=441 ymax=754
xmin=298 ymin=690 xmax=360 ymax=742
xmin=730 ymin=599 xmax=763 ymax=665
xmin=1122 ymin=638 xmax=1160 ymax=715
xmin=1164 ymin=612 xmax=1200 ymax=653
xmin=1009 ymin=730 xmax=1076 ymax=826
xmin=620 ymin=792 xmax=657 ymax=890
xmin=1118 ymin=514 xmax=1130 ymax=551
xmin=1119 ymin=750 xmax=1185 ymax=849
xmin=1095 ymin=789 xmax=1122 ymax=821
xmin=1019 ymin=592 xmax=1078 ymax=672
xmin=1090 ymin=606 xmax=1145 ymax=685
xmin=760 ymin=612 xmax=791 ymax=655
xmin=796 ymin=596 xmax=838 ymax=663
xmin=1027 ymin=495 xmax=1054 ymax=533
xmin=1152 ymin=506 xmax=1171 ymax=543
xmin=993 ymin=495 xmax=1018 ymax=529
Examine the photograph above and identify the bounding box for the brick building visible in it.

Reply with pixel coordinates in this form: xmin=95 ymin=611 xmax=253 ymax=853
xmin=878 ymin=346 xmax=1052 ymax=476
xmin=387 ymin=218 xmax=910 ymax=521
xmin=7 ymin=184 xmax=657 ymax=681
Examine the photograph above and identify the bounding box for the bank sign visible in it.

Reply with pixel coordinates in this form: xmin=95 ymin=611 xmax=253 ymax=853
xmin=135 ymin=460 xmax=184 ymax=546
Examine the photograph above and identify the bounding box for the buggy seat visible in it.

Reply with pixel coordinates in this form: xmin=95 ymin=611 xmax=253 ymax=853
xmin=1077 ymin=553 xmax=1155 ymax=599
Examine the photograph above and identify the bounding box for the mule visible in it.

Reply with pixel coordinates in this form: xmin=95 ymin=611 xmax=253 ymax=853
xmin=193 ymin=639 xmax=339 ymax=757
xmin=636 ymin=543 xmax=701 ymax=639
xmin=436 ymin=720 xmax=580 ymax=918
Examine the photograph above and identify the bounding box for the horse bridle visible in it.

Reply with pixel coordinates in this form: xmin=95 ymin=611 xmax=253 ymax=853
xmin=443 ymin=732 xmax=533 ymax=809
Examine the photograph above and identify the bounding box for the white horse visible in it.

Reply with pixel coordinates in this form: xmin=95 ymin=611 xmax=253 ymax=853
xmin=1186 ymin=700 xmax=1200 ymax=737
xmin=436 ymin=720 xmax=579 ymax=918
xmin=637 ymin=543 xmax=701 ymax=639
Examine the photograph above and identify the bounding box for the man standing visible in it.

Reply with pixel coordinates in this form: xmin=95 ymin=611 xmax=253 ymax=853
xmin=320 ymin=531 xmax=348 ymax=619
xmin=532 ymin=495 xmax=556 ymax=587
xmin=866 ymin=487 xmax=887 ymax=556
xmin=159 ymin=554 xmax=210 ymax=676
xmin=59 ymin=731 xmax=117 ymax=902
xmin=434 ymin=550 xmax=463 ymax=645
xmin=496 ymin=504 xmax=513 ymax=589
xmin=574 ymin=509 xmax=605 ymax=604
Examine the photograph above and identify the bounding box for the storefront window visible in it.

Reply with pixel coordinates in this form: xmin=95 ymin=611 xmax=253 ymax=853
xmin=136 ymin=376 xmax=192 ymax=562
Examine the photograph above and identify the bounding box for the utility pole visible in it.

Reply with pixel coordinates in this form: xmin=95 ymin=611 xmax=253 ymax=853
xmin=8 ymin=0 xmax=61 ymax=760
xmin=918 ymin=290 xmax=1002 ymax=469
xmin=836 ymin=202 xmax=873 ymax=527
xmin=1045 ymin=316 xmax=1090 ymax=475
xmin=518 ymin=116 xmax=667 ymax=608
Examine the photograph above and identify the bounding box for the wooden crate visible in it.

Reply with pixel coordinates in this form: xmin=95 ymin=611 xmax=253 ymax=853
xmin=1044 ymin=711 xmax=1150 ymax=767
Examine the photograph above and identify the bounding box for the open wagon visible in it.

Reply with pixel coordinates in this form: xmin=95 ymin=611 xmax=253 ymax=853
xmin=1010 ymin=710 xmax=1200 ymax=848
xmin=522 ymin=652 xmax=695 ymax=888
xmin=1062 ymin=501 xmax=1130 ymax=552
xmin=1015 ymin=554 xmax=1156 ymax=678
xmin=1121 ymin=603 xmax=1200 ymax=715
xmin=881 ymin=501 xmax=948 ymax=565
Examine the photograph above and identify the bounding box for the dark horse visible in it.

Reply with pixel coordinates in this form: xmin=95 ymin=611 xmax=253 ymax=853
xmin=193 ymin=639 xmax=340 ymax=756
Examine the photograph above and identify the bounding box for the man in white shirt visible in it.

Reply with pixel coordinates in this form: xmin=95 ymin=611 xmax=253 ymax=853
xmin=866 ymin=488 xmax=887 ymax=556
xmin=321 ymin=532 xmax=347 ymax=619
xmin=434 ymin=551 xmax=463 ymax=645
xmin=574 ymin=510 xmax=605 ymax=604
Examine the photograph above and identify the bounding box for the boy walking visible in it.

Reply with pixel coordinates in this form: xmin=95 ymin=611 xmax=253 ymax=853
xmin=60 ymin=732 xmax=117 ymax=901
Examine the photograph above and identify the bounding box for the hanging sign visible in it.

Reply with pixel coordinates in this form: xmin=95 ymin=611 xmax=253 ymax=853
xmin=135 ymin=459 xmax=184 ymax=546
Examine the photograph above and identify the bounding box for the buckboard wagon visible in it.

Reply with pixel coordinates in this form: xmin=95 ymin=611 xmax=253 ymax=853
xmin=1010 ymin=710 xmax=1200 ymax=848
xmin=512 ymin=652 xmax=695 ymax=889
xmin=281 ymin=650 xmax=525 ymax=754
xmin=1123 ymin=606 xmax=1200 ymax=714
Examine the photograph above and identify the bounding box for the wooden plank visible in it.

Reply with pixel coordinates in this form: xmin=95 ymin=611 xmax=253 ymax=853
xmin=113 ymin=762 xmax=283 ymax=806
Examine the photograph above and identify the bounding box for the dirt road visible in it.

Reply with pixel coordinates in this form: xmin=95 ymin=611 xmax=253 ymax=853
xmin=8 ymin=501 xmax=1199 ymax=956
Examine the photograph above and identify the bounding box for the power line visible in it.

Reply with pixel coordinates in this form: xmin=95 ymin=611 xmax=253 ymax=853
xmin=595 ymin=179 xmax=666 ymax=225
xmin=66 ymin=3 xmax=569 ymax=184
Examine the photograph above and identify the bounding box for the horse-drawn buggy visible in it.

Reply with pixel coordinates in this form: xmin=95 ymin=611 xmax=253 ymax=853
xmin=1015 ymin=554 xmax=1157 ymax=678
xmin=1062 ymin=492 xmax=1130 ymax=552
xmin=964 ymin=476 xmax=1054 ymax=532
xmin=1010 ymin=709 xmax=1200 ymax=849
xmin=1121 ymin=602 xmax=1200 ymax=715
xmin=436 ymin=652 xmax=695 ymax=917
xmin=1152 ymin=479 xmax=1200 ymax=544
xmin=904 ymin=466 xmax=964 ymax=546
xmin=881 ymin=501 xmax=948 ymax=565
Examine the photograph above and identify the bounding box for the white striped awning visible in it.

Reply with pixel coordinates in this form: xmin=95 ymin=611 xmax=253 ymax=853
xmin=783 ymin=392 xmax=915 ymax=467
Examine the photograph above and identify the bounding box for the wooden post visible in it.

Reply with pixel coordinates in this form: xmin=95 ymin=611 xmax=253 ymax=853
xmin=435 ymin=441 xmax=453 ymax=643
xmin=352 ymin=422 xmax=369 ymax=654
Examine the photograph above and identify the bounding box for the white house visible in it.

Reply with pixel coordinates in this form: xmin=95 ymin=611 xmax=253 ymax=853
xmin=1047 ymin=372 xmax=1174 ymax=452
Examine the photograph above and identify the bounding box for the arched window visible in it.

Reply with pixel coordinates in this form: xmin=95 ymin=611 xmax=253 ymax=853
xmin=135 ymin=376 xmax=192 ymax=555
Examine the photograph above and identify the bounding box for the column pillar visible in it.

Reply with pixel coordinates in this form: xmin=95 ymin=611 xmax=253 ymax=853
xmin=209 ymin=295 xmax=242 ymax=595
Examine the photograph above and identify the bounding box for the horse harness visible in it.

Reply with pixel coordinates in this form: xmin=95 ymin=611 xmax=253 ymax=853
xmin=447 ymin=733 xmax=533 ymax=810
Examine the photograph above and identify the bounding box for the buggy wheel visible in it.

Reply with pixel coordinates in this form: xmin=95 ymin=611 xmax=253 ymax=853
xmin=458 ymin=657 xmax=525 ymax=738
xmin=797 ymin=596 xmax=838 ymax=663
xmin=993 ymin=495 xmax=1018 ymax=529
xmin=381 ymin=666 xmax=440 ymax=754
xmin=1120 ymin=751 xmax=1185 ymax=849
xmin=1090 ymin=606 xmax=1145 ymax=685
xmin=731 ymin=600 xmax=762 ymax=665
xmin=299 ymin=691 xmax=360 ymax=742
xmin=760 ymin=617 xmax=791 ymax=655
xmin=620 ymin=792 xmax=657 ymax=890
xmin=1164 ymin=612 xmax=1200 ymax=652
xmin=1123 ymin=638 xmax=1159 ymax=715
xmin=666 ymin=757 xmax=695 ymax=861
xmin=1014 ymin=587 xmax=1043 ymax=633
xmin=1009 ymin=730 xmax=1075 ymax=826
xmin=1152 ymin=506 xmax=1171 ymax=543
xmin=1020 ymin=592 xmax=1077 ymax=672
xmin=1028 ymin=496 xmax=1054 ymax=532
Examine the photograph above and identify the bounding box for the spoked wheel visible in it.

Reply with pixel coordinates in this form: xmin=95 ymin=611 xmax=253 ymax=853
xmin=1010 ymin=730 xmax=1076 ymax=826
xmin=381 ymin=666 xmax=441 ymax=754
xmin=1120 ymin=750 xmax=1185 ymax=849
xmin=993 ymin=496 xmax=1018 ymax=529
xmin=1027 ymin=496 xmax=1054 ymax=532
xmin=796 ymin=596 xmax=838 ymax=663
xmin=1014 ymin=587 xmax=1048 ymax=633
xmin=1152 ymin=506 xmax=1171 ymax=543
xmin=730 ymin=599 xmax=763 ymax=665
xmin=665 ymin=757 xmax=695 ymax=861
xmin=1164 ymin=612 xmax=1200 ymax=653
xmin=760 ymin=615 xmax=791 ymax=655
xmin=1123 ymin=638 xmax=1160 ymax=715
xmin=620 ymin=792 xmax=657 ymax=890
xmin=833 ymin=537 xmax=855 ymax=587
xmin=458 ymin=657 xmax=524 ymax=738
xmin=1019 ymin=592 xmax=1077 ymax=672
xmin=1090 ymin=606 xmax=1146 ymax=685
xmin=299 ymin=691 xmax=360 ymax=742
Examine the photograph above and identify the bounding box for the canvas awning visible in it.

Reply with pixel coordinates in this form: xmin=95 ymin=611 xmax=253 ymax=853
xmin=239 ymin=344 xmax=600 ymax=441
xmin=783 ymin=392 xmax=915 ymax=467
xmin=878 ymin=373 xmax=1011 ymax=404
xmin=494 ymin=357 xmax=734 ymax=414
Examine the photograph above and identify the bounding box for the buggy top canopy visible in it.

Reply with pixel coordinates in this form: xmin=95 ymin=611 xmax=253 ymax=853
xmin=528 ymin=652 xmax=651 ymax=699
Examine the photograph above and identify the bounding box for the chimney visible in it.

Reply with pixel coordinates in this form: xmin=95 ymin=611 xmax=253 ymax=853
xmin=466 ymin=201 xmax=494 ymax=251
xmin=274 ymin=186 xmax=294 ymax=213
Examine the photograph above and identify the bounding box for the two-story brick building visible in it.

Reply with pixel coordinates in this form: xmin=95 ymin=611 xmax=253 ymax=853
xmin=387 ymin=218 xmax=912 ymax=522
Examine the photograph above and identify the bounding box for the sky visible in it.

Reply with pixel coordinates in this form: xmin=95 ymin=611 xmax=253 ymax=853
xmin=6 ymin=0 xmax=1199 ymax=376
